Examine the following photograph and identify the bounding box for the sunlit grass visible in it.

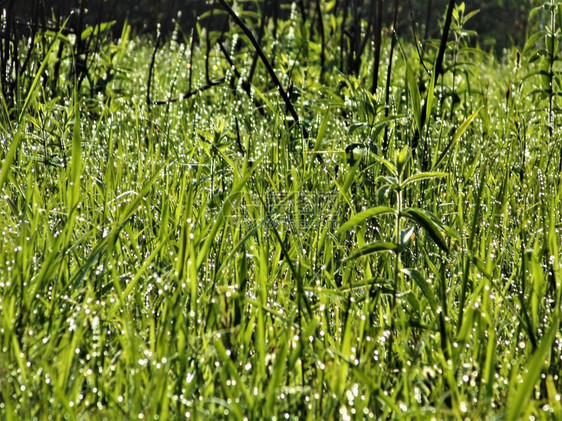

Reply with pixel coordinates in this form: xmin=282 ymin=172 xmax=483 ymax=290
xmin=1 ymin=3 xmax=562 ymax=419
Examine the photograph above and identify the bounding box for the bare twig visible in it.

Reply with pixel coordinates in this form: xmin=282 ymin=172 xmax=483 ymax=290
xmin=382 ymin=0 xmax=401 ymax=154
xmin=218 ymin=41 xmax=265 ymax=116
xmin=371 ymin=0 xmax=382 ymax=94
xmin=412 ymin=0 xmax=457 ymax=162
xmin=151 ymin=79 xmax=225 ymax=105
xmin=146 ymin=0 xmax=176 ymax=109
xmin=314 ymin=0 xmax=326 ymax=80
xmin=408 ymin=0 xmax=430 ymax=76
xmin=218 ymin=0 xmax=305 ymax=137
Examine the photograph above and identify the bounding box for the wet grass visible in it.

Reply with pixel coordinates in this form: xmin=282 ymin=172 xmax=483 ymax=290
xmin=1 ymin=2 xmax=562 ymax=419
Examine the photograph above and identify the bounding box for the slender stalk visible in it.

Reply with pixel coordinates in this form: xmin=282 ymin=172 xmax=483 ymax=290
xmin=382 ymin=0 xmax=400 ymax=154
xmin=218 ymin=0 xmax=306 ymax=138
xmin=371 ymin=0 xmax=382 ymax=94
xmin=205 ymin=0 xmax=217 ymax=85
xmin=424 ymin=0 xmax=433 ymax=40
xmin=247 ymin=0 xmax=269 ymax=86
xmin=314 ymin=0 xmax=326 ymax=81
xmin=394 ymin=188 xmax=403 ymax=304
xmin=412 ymin=0 xmax=456 ymax=162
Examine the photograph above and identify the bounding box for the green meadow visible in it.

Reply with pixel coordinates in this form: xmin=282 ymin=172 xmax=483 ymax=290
xmin=1 ymin=1 xmax=562 ymax=419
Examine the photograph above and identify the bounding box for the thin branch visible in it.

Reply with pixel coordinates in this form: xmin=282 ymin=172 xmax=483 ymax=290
xmin=408 ymin=0 xmax=430 ymax=76
xmin=146 ymin=0 xmax=176 ymax=109
xmin=371 ymin=0 xmax=382 ymax=94
xmin=314 ymin=0 xmax=326 ymax=80
xmin=151 ymin=79 xmax=226 ymax=105
xmin=218 ymin=41 xmax=265 ymax=116
xmin=412 ymin=0 xmax=457 ymax=161
xmin=382 ymin=0 xmax=400 ymax=154
xmin=217 ymin=0 xmax=303 ymax=134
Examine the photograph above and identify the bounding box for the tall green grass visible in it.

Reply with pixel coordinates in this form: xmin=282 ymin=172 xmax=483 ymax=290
xmin=1 ymin=2 xmax=562 ymax=419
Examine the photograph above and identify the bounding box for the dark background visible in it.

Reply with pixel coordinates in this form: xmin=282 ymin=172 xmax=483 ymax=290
xmin=11 ymin=0 xmax=534 ymax=54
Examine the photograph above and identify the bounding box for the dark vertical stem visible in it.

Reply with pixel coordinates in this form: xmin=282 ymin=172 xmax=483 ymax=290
xmin=382 ymin=0 xmax=400 ymax=154
xmin=74 ymin=0 xmax=86 ymax=85
xmin=297 ymin=0 xmax=308 ymax=24
xmin=412 ymin=0 xmax=456 ymax=163
xmin=84 ymin=0 xmax=107 ymax=94
xmin=147 ymin=28 xmax=163 ymax=110
xmin=371 ymin=0 xmax=383 ymax=94
xmin=271 ymin=0 xmax=279 ymax=68
xmin=218 ymin=0 xmax=305 ymax=138
xmin=247 ymin=0 xmax=269 ymax=86
xmin=11 ymin=1 xmax=18 ymax=104
xmin=547 ymin=1 xmax=555 ymax=170
xmin=357 ymin=0 xmax=374 ymax=71
xmin=434 ymin=0 xmax=456 ymax=79
xmin=188 ymin=28 xmax=195 ymax=92
xmin=51 ymin=36 xmax=64 ymax=95
xmin=314 ymin=0 xmax=326 ymax=80
xmin=218 ymin=41 xmax=265 ymax=116
xmin=205 ymin=1 xmax=217 ymax=85
xmin=339 ymin=0 xmax=348 ymax=73
xmin=234 ymin=116 xmax=245 ymax=155
xmin=408 ymin=0 xmax=430 ymax=74
xmin=146 ymin=0 xmax=176 ymax=109
xmin=424 ymin=0 xmax=433 ymax=40
xmin=350 ymin=0 xmax=362 ymax=75
xmin=1 ymin=0 xmax=15 ymax=107
xmin=20 ymin=0 xmax=39 ymax=80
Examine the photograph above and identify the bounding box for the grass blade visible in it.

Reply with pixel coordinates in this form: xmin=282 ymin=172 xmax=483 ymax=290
xmin=402 ymin=268 xmax=438 ymax=313
xmin=345 ymin=241 xmax=397 ymax=261
xmin=338 ymin=206 xmax=395 ymax=234
xmin=506 ymin=316 xmax=560 ymax=420
xmin=432 ymin=108 xmax=480 ymax=169
xmin=401 ymin=207 xmax=449 ymax=253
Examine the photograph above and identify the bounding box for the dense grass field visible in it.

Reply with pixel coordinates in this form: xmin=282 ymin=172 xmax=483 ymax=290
xmin=2 ymin=1 xmax=562 ymax=419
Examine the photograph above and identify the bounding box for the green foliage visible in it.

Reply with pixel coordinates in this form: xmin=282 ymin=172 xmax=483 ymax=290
xmin=1 ymin=2 xmax=562 ymax=420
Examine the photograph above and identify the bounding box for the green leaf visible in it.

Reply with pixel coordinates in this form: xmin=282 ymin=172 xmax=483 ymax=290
xmin=463 ymin=9 xmax=480 ymax=23
xmin=406 ymin=63 xmax=422 ymax=132
xmin=197 ymin=163 xmax=257 ymax=269
xmin=81 ymin=20 xmax=115 ymax=40
xmin=314 ymin=110 xmax=330 ymax=151
xmin=402 ymin=171 xmax=448 ymax=188
xmin=265 ymin=337 xmax=289 ymax=416
xmin=528 ymin=48 xmax=548 ymax=63
xmin=373 ymin=154 xmax=398 ymax=177
xmin=379 ymin=175 xmax=399 ymax=187
xmin=402 ymin=268 xmax=438 ymax=313
xmin=506 ymin=316 xmax=560 ymax=420
xmin=402 ymin=208 xmax=449 ymax=253
xmin=0 ymin=126 xmax=23 ymax=193
xmin=377 ymin=185 xmax=392 ymax=203
xmin=338 ymin=206 xmax=395 ymax=234
xmin=403 ymin=290 xmax=421 ymax=316
xmin=523 ymin=30 xmax=546 ymax=55
xmin=399 ymin=226 xmax=415 ymax=251
xmin=345 ymin=242 xmax=397 ymax=261
xmin=68 ymin=89 xmax=82 ymax=213
xmin=68 ymin=163 xmax=167 ymax=290
xmin=214 ymin=339 xmax=253 ymax=406
xmin=396 ymin=145 xmax=410 ymax=175
xmin=18 ymin=17 xmax=71 ymax=124
xmin=528 ymin=5 xmax=544 ymax=22
xmin=250 ymin=83 xmax=275 ymax=113
xmin=432 ymin=108 xmax=480 ymax=169
xmin=348 ymin=122 xmax=368 ymax=134
xmin=426 ymin=61 xmax=436 ymax=123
